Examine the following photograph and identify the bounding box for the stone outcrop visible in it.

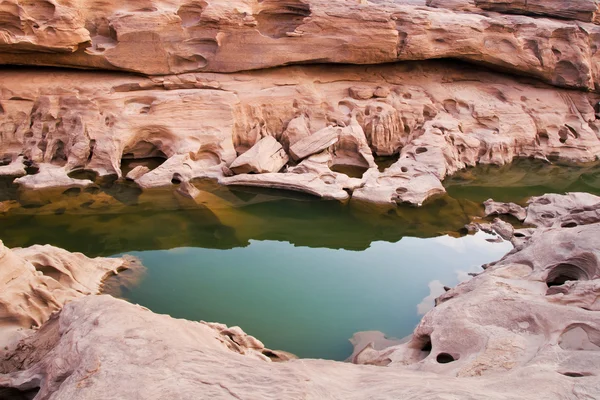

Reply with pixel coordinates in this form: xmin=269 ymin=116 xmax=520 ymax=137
xmin=475 ymin=0 xmax=600 ymax=23
xmin=289 ymin=126 xmax=339 ymax=161
xmin=2 ymin=61 xmax=600 ymax=207
xmin=0 ymin=241 xmax=134 ymax=349
xmin=1 ymin=193 xmax=599 ymax=398
xmin=353 ymin=193 xmax=600 ymax=383
xmin=483 ymin=199 xmax=527 ymax=221
xmin=2 ymin=0 xmax=600 ymax=92
xmin=229 ymin=135 xmax=288 ymax=174
xmin=1 ymin=0 xmax=600 ymax=398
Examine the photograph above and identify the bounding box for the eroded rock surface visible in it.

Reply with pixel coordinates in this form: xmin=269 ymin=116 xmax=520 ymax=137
xmin=353 ymin=193 xmax=600 ymax=389
xmin=2 ymin=0 xmax=600 ymax=92
xmin=2 ymin=61 xmax=600 ymax=207
xmin=229 ymin=135 xmax=288 ymax=174
xmin=0 ymin=241 xmax=135 ymax=348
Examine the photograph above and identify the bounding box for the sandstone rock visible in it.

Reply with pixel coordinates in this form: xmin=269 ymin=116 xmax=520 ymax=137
xmin=491 ymin=217 xmax=514 ymax=240
xmin=353 ymin=193 xmax=600 ymax=385
xmin=524 ymin=192 xmax=600 ymax=228
xmin=0 ymin=0 xmax=598 ymax=90
xmin=280 ymin=115 xmax=312 ymax=151
xmin=373 ymin=86 xmax=391 ymax=98
xmin=229 ymin=135 xmax=288 ymax=174
xmin=0 ymin=241 xmax=133 ymax=348
xmin=15 ymin=164 xmax=93 ymax=191
xmin=125 ymin=165 xmax=150 ymax=181
xmin=289 ymin=126 xmax=340 ymax=161
xmin=349 ymin=87 xmax=375 ymax=100
xmin=475 ymin=0 xmax=600 ymax=23
xmin=0 ymin=157 xmax=26 ymax=178
xmin=2 ymin=62 xmax=600 ymax=205
xmin=484 ymin=199 xmax=527 ymax=221
xmin=0 ymin=249 xmax=597 ymax=398
xmin=427 ymin=0 xmax=479 ymax=12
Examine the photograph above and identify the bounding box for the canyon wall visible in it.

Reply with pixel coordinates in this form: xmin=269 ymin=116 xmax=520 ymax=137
xmin=1 ymin=0 xmax=600 ymax=399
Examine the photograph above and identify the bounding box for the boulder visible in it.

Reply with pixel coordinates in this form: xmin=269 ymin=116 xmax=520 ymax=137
xmin=229 ymin=136 xmax=288 ymax=174
xmin=289 ymin=127 xmax=340 ymax=161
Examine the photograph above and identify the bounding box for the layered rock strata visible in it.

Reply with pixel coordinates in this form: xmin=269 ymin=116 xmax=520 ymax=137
xmin=1 ymin=193 xmax=599 ymax=398
xmin=2 ymin=0 xmax=600 ymax=91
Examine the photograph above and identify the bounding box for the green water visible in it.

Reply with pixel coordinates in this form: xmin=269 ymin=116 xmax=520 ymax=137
xmin=116 ymin=235 xmax=509 ymax=360
xmin=0 ymin=160 xmax=599 ymax=360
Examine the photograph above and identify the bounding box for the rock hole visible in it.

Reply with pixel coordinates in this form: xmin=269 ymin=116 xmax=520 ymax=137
xmin=34 ymin=265 xmax=62 ymax=281
xmin=374 ymin=154 xmax=399 ymax=172
xmin=24 ymin=163 xmax=39 ymax=175
xmin=415 ymin=147 xmax=428 ymax=154
xmin=561 ymin=372 xmax=586 ymax=378
xmin=51 ymin=140 xmax=67 ymax=164
xmin=514 ymin=232 xmax=526 ymax=238
xmin=421 ymin=340 xmax=432 ymax=352
xmin=177 ymin=1 xmax=208 ymax=28
xmin=436 ymin=353 xmax=456 ymax=364
xmin=561 ymin=222 xmax=578 ymax=228
xmin=0 ymin=155 xmax=12 ymax=166
xmin=0 ymin=387 xmax=40 ymax=400
xmin=87 ymin=139 xmax=96 ymax=163
xmin=559 ymin=325 xmax=600 ymax=351
xmin=256 ymin=0 xmax=311 ymax=39
xmin=171 ymin=175 xmax=182 ymax=185
xmin=546 ymin=263 xmax=590 ymax=288
xmin=401 ymin=166 xmax=408 ymax=173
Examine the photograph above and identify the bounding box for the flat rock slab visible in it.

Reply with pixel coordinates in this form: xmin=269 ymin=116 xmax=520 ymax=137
xmin=475 ymin=0 xmax=600 ymax=22
xmin=230 ymin=136 xmax=288 ymax=174
xmin=290 ymin=127 xmax=340 ymax=161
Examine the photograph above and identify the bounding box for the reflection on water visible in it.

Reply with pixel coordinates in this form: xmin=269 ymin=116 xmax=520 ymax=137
xmin=112 ymin=234 xmax=510 ymax=361
xmin=0 ymin=159 xmax=598 ymax=360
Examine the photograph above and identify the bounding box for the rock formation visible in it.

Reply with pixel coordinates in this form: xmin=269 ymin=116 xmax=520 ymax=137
xmin=0 ymin=241 xmax=135 ymax=349
xmin=2 ymin=0 xmax=600 ymax=91
xmin=1 ymin=61 xmax=600 ymax=207
xmin=2 ymin=0 xmax=600 ymax=398
xmin=0 ymin=0 xmax=599 ymax=208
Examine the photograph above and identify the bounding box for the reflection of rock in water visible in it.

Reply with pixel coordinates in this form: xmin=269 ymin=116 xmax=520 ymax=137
xmin=101 ymin=256 xmax=147 ymax=300
xmin=445 ymin=160 xmax=600 ymax=203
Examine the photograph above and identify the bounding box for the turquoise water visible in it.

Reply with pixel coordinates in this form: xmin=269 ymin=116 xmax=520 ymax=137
xmin=117 ymin=234 xmax=510 ymax=360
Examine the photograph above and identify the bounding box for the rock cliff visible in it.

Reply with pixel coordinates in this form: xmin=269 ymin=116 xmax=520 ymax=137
xmin=2 ymin=0 xmax=600 ymax=398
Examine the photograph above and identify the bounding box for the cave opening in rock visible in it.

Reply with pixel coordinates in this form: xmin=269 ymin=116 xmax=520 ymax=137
xmin=0 ymin=387 xmax=40 ymax=400
xmin=374 ymin=154 xmax=400 ymax=172
xmin=546 ymin=263 xmax=590 ymax=287
xmin=120 ymin=140 xmax=168 ymax=178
